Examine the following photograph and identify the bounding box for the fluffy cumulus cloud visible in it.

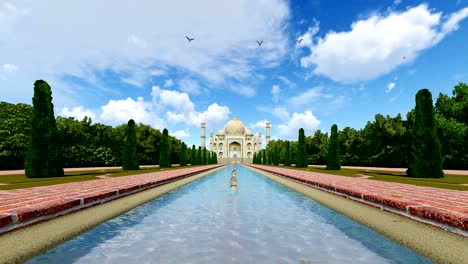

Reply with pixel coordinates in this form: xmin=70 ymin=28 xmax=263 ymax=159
xmin=59 ymin=106 xmax=96 ymax=121
xmin=386 ymin=82 xmax=396 ymax=93
xmin=171 ymin=129 xmax=190 ymax=140
xmin=151 ymin=86 xmax=230 ymax=131
xmin=100 ymin=97 xmax=165 ymax=129
xmin=300 ymin=4 xmax=468 ymax=83
xmin=0 ymin=0 xmax=290 ymax=104
xmin=277 ymin=110 xmax=320 ymax=139
xmin=249 ymin=119 xmax=269 ymax=131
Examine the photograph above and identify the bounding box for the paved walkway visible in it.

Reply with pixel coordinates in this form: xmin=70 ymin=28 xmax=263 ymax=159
xmin=0 ymin=165 xmax=223 ymax=235
xmin=248 ymin=164 xmax=468 ymax=236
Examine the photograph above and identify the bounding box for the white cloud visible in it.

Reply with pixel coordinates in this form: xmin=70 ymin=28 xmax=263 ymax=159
xmin=277 ymin=110 xmax=320 ymax=139
xmin=2 ymin=64 xmax=18 ymax=72
xmin=249 ymin=119 xmax=269 ymax=130
xmin=273 ymin=107 xmax=290 ymax=121
xmin=121 ymin=78 xmax=142 ymax=87
xmin=297 ymin=21 xmax=320 ymax=48
xmin=178 ymin=78 xmax=202 ymax=95
xmin=288 ymin=87 xmax=322 ymax=106
xmin=386 ymin=82 xmax=396 ymax=93
xmin=300 ymin=4 xmax=468 ymax=83
xmin=59 ymin=106 xmax=96 ymax=121
xmin=230 ymin=85 xmax=256 ymax=97
xmin=100 ymin=97 xmax=165 ymax=128
xmin=152 ymin=85 xmax=230 ymax=130
xmin=1 ymin=0 xmax=290 ymax=104
xmin=277 ymin=76 xmax=296 ymax=88
xmin=393 ymin=0 xmax=402 ymax=5
xmin=171 ymin=129 xmax=190 ymax=140
xmin=271 ymin=85 xmax=280 ymax=102
xmin=164 ymin=79 xmax=174 ymax=87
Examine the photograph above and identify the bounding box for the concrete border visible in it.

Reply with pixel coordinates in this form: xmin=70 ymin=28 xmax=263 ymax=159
xmin=0 ymin=165 xmax=227 ymax=264
xmin=246 ymin=166 xmax=468 ymax=264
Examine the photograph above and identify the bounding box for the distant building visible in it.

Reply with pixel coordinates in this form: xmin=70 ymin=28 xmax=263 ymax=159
xmin=201 ymin=118 xmax=270 ymax=163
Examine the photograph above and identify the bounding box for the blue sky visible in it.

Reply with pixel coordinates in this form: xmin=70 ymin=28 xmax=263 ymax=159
xmin=1 ymin=0 xmax=467 ymax=148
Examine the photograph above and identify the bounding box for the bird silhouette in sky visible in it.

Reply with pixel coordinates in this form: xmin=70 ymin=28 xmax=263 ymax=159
xmin=186 ymin=36 xmax=194 ymax=42
xmin=257 ymin=40 xmax=263 ymax=46
xmin=403 ymin=56 xmax=406 ymax=60
xmin=297 ymin=38 xmax=303 ymax=43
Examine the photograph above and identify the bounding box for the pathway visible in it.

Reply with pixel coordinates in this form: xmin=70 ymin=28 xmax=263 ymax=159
xmin=0 ymin=164 xmax=223 ymax=235
xmin=309 ymin=165 xmax=468 ymax=175
xmin=248 ymin=164 xmax=468 ymax=236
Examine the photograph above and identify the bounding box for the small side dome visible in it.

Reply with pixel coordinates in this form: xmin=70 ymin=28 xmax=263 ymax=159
xmin=245 ymin=129 xmax=253 ymax=135
xmin=217 ymin=129 xmax=225 ymax=135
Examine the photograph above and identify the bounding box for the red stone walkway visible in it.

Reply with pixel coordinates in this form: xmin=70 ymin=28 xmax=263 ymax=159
xmin=248 ymin=164 xmax=468 ymax=237
xmin=0 ymin=165 xmax=224 ymax=235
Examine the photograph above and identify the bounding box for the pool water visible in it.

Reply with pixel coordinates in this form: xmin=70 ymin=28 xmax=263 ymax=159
xmin=27 ymin=165 xmax=432 ymax=263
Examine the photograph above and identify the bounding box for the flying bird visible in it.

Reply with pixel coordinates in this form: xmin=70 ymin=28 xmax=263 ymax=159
xmin=257 ymin=40 xmax=263 ymax=46
xmin=186 ymin=36 xmax=194 ymax=42
xmin=297 ymin=38 xmax=303 ymax=43
xmin=403 ymin=56 xmax=406 ymax=60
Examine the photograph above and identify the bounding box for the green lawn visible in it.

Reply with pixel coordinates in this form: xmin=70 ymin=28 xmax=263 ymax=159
xmin=0 ymin=166 xmax=201 ymax=190
xmin=270 ymin=165 xmax=468 ymax=191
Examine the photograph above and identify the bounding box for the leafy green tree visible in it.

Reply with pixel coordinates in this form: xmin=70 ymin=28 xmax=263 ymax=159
xmin=159 ymin=128 xmax=171 ymax=168
xmin=284 ymin=141 xmax=291 ymax=166
xmin=24 ymin=80 xmax=64 ymax=178
xmin=180 ymin=142 xmax=187 ymax=166
xmin=262 ymin=149 xmax=267 ymax=165
xmin=123 ymin=119 xmax=139 ymax=170
xmin=407 ymin=89 xmax=444 ymax=178
xmin=296 ymin=128 xmax=307 ymax=167
xmin=326 ymin=124 xmax=341 ymax=170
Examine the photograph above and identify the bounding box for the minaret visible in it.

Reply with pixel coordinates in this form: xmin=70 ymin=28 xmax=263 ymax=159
xmin=201 ymin=122 xmax=206 ymax=148
xmin=209 ymin=131 xmax=214 ymax=149
xmin=266 ymin=121 xmax=271 ymax=147
xmin=257 ymin=132 xmax=262 ymax=150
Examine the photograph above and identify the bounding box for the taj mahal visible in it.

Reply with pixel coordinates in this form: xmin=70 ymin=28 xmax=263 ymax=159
xmin=200 ymin=118 xmax=271 ymax=163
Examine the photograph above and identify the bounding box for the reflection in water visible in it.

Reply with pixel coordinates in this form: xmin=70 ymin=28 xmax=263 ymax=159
xmin=27 ymin=165 xmax=432 ymax=264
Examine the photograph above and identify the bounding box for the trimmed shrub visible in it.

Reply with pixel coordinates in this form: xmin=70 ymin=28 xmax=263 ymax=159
xmin=326 ymin=124 xmax=341 ymax=170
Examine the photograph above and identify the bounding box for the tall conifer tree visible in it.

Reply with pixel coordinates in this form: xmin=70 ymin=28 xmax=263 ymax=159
xmin=24 ymin=80 xmax=64 ymax=178
xmin=296 ymin=128 xmax=307 ymax=167
xmin=159 ymin=128 xmax=171 ymax=168
xmin=123 ymin=119 xmax=139 ymax=170
xmin=407 ymin=89 xmax=444 ymax=178
xmin=326 ymin=124 xmax=341 ymax=170
xmin=191 ymin=145 xmax=196 ymax=165
xmin=180 ymin=142 xmax=187 ymax=166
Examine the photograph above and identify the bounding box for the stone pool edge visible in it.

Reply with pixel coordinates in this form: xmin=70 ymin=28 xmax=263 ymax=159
xmin=246 ymin=165 xmax=468 ymax=264
xmin=0 ymin=165 xmax=228 ymax=264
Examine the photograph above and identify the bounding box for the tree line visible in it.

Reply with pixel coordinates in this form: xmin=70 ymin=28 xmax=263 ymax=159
xmin=256 ymin=83 xmax=468 ymax=171
xmin=0 ymin=80 xmax=217 ymax=173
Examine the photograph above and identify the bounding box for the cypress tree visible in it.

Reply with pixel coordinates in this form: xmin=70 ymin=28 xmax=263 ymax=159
xmin=213 ymin=152 xmax=217 ymax=164
xmin=197 ymin=146 xmax=202 ymax=165
xmin=202 ymin=148 xmax=207 ymax=165
xmin=407 ymin=89 xmax=444 ymax=178
xmin=24 ymin=80 xmax=64 ymax=178
xmin=253 ymin=152 xmax=257 ymax=164
xmin=123 ymin=119 xmax=139 ymax=170
xmin=180 ymin=142 xmax=187 ymax=166
xmin=191 ymin=145 xmax=196 ymax=165
xmin=262 ymin=149 xmax=267 ymax=165
xmin=159 ymin=128 xmax=171 ymax=168
xmin=326 ymin=124 xmax=341 ymax=170
xmin=284 ymin=141 xmax=291 ymax=166
xmin=296 ymin=128 xmax=307 ymax=167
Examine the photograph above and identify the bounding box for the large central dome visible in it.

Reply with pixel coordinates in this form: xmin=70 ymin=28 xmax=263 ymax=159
xmin=224 ymin=118 xmax=245 ymax=134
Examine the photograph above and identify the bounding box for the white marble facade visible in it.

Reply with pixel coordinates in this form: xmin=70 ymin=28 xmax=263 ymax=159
xmin=202 ymin=118 xmax=270 ymax=163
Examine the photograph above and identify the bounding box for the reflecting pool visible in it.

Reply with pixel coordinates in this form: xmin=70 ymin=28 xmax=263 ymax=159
xmin=28 ymin=165 xmax=432 ymax=263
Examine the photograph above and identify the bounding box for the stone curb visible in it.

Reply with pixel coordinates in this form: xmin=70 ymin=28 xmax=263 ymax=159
xmin=247 ymin=164 xmax=468 ymax=237
xmin=0 ymin=165 xmax=224 ymax=235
